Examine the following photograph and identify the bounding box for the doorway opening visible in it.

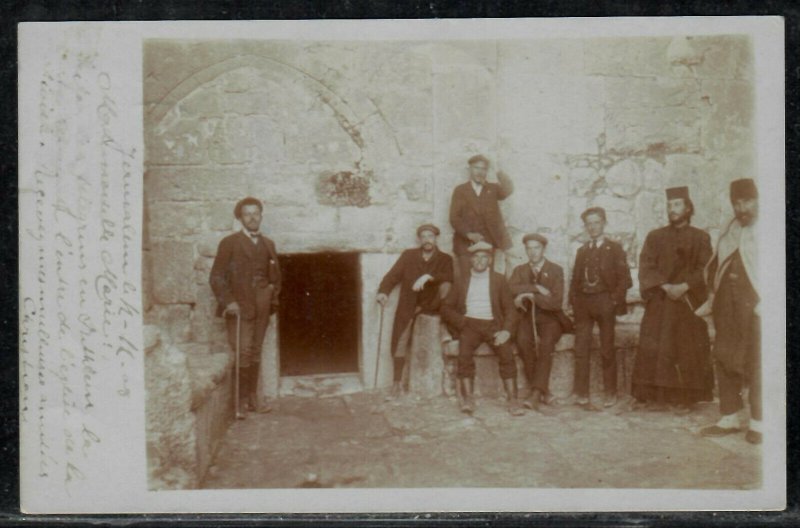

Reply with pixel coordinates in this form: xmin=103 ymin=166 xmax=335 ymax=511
xmin=277 ymin=252 xmax=361 ymax=376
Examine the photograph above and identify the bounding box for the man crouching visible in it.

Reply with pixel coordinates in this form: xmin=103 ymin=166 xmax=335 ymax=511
xmin=441 ymin=241 xmax=523 ymax=416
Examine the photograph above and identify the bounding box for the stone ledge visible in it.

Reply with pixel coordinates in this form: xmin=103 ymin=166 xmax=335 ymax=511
xmin=442 ymin=322 xmax=640 ymax=357
xmin=186 ymin=352 xmax=232 ymax=412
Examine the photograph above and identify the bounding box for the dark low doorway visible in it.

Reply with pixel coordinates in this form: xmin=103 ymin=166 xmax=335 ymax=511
xmin=278 ymin=252 xmax=361 ymax=376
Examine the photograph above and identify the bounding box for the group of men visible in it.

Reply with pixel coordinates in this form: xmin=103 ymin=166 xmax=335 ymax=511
xmin=209 ymin=154 xmax=762 ymax=445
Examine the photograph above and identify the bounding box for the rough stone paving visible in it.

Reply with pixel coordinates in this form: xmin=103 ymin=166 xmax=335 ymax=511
xmin=201 ymin=393 xmax=760 ymax=489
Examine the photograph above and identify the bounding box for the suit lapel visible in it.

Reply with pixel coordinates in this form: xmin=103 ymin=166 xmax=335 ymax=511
xmin=237 ymin=231 xmax=257 ymax=260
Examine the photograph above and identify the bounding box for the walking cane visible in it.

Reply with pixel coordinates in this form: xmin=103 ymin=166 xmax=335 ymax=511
xmin=234 ymin=311 xmax=243 ymax=420
xmin=374 ymin=303 xmax=385 ymax=390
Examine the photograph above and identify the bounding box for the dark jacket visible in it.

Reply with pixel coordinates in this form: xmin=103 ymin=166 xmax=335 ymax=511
xmin=449 ymin=173 xmax=513 ymax=255
xmin=378 ymin=248 xmax=454 ymax=356
xmin=441 ymin=270 xmax=518 ymax=337
xmin=510 ymin=259 xmax=574 ymax=333
xmin=569 ymin=238 xmax=632 ymax=316
xmin=209 ymin=231 xmax=282 ymax=319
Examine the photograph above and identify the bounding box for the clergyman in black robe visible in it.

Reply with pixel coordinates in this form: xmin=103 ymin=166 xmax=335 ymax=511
xmin=632 ymin=186 xmax=714 ymax=412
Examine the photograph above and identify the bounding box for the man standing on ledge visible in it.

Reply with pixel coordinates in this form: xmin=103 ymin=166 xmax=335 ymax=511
xmin=210 ymin=197 xmax=281 ymax=419
xmin=509 ymin=233 xmax=566 ymax=411
xmin=376 ymin=224 xmax=454 ymax=399
xmin=700 ymin=178 xmax=761 ymax=444
xmin=441 ymin=241 xmax=523 ymax=416
xmin=568 ymin=207 xmax=632 ymax=409
xmin=632 ymin=186 xmax=713 ymax=413
xmin=449 ymin=154 xmax=513 ymax=278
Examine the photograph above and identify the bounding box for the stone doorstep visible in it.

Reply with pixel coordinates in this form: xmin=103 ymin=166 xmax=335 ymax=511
xmin=279 ymin=372 xmax=364 ymax=399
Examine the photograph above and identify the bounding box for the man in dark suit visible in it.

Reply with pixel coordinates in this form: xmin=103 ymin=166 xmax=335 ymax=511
xmin=509 ymin=233 xmax=566 ymax=411
xmin=449 ymin=154 xmax=514 ymax=279
xmin=441 ymin=241 xmax=522 ymax=416
xmin=569 ymin=207 xmax=632 ymax=409
xmin=376 ymin=224 xmax=454 ymax=399
xmin=210 ymin=197 xmax=281 ymax=419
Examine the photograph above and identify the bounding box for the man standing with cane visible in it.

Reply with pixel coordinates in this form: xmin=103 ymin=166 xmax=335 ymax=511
xmin=210 ymin=197 xmax=281 ymax=419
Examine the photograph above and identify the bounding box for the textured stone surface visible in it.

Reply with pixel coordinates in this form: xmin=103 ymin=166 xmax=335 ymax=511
xmin=201 ymin=392 xmax=760 ymax=489
xmin=407 ymin=314 xmax=446 ymax=398
xmin=143 ymin=39 xmax=754 ymax=478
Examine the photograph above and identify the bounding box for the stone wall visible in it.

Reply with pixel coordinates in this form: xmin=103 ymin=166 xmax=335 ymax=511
xmin=143 ymin=36 xmax=753 ymax=390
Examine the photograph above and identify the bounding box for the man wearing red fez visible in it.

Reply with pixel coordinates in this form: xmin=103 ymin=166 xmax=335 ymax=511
xmin=509 ymin=233 xmax=568 ymax=411
xmin=449 ymin=154 xmax=514 ymax=279
xmin=632 ymin=186 xmax=714 ymax=413
xmin=210 ymin=197 xmax=281 ymax=418
xmin=700 ymin=178 xmax=762 ymax=444
xmin=376 ymin=224 xmax=454 ymax=399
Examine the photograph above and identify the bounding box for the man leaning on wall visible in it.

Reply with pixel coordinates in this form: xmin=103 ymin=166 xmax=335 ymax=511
xmin=210 ymin=197 xmax=281 ymax=419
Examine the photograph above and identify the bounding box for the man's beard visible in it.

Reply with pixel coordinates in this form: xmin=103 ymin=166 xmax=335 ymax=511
xmin=421 ymin=242 xmax=435 ymax=252
xmin=668 ymin=212 xmax=689 ymax=226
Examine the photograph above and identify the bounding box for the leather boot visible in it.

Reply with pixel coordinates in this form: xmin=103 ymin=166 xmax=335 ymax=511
xmin=523 ymin=388 xmax=542 ymax=411
xmin=504 ymin=378 xmax=525 ymax=416
xmin=459 ymin=378 xmax=475 ymax=415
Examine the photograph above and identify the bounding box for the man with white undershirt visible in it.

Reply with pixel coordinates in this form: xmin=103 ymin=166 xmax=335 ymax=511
xmin=441 ymin=241 xmax=522 ymax=416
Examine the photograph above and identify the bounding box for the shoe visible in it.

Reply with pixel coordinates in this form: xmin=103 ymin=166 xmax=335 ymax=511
xmin=575 ymin=396 xmax=590 ymax=407
xmin=700 ymin=425 xmax=740 ymax=437
xmin=523 ymin=389 xmax=542 ymax=411
xmin=603 ymin=394 xmax=618 ymax=408
xmin=745 ymin=430 xmax=762 ymax=445
xmin=459 ymin=378 xmax=476 ymax=415
xmin=386 ymin=381 xmax=403 ymax=401
xmin=673 ymin=404 xmax=693 ymax=416
xmin=503 ymin=378 xmax=525 ymax=417
xmin=645 ymin=401 xmax=670 ymax=412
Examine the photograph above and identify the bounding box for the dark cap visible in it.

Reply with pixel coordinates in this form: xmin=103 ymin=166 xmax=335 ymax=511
xmin=468 ymin=154 xmax=490 ymax=166
xmin=730 ymin=178 xmax=758 ymax=202
xmin=666 ymin=186 xmax=690 ymax=201
xmin=522 ymin=233 xmax=548 ymax=247
xmin=580 ymin=206 xmax=607 ymax=223
xmin=234 ymin=197 xmax=263 ymax=219
xmin=416 ymin=223 xmax=440 ymax=237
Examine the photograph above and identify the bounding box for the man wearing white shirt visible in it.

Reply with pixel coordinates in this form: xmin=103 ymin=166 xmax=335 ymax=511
xmin=441 ymin=241 xmax=522 ymax=416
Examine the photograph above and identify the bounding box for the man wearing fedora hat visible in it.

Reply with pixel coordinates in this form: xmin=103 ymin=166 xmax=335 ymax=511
xmin=377 ymin=224 xmax=454 ymax=398
xmin=441 ymin=241 xmax=523 ymax=416
xmin=210 ymin=197 xmax=281 ymax=418
xmin=700 ymin=178 xmax=762 ymax=444
xmin=632 ymin=186 xmax=714 ymax=413
xmin=509 ymin=233 xmax=569 ymax=411
xmin=449 ymin=154 xmax=514 ymax=279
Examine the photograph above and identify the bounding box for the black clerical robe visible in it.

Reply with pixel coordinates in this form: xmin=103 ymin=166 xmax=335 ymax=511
xmin=632 ymin=224 xmax=714 ymax=404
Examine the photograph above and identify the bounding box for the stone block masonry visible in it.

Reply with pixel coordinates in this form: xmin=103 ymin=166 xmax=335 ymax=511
xmin=143 ymin=37 xmax=753 ymax=487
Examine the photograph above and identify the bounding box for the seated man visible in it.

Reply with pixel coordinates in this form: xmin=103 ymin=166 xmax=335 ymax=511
xmin=376 ymin=223 xmax=454 ymax=398
xmin=441 ymin=241 xmax=523 ymax=416
xmin=509 ymin=233 xmax=566 ymax=411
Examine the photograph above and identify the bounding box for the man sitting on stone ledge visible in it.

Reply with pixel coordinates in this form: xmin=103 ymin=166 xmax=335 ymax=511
xmin=376 ymin=223 xmax=453 ymax=399
xmin=509 ymin=233 xmax=566 ymax=412
xmin=441 ymin=241 xmax=523 ymax=416
xmin=210 ymin=197 xmax=281 ymax=419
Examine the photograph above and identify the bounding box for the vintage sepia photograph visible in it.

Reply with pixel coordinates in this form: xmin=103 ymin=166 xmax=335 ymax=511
xmin=18 ymin=18 xmax=785 ymax=513
xmin=143 ymin=35 xmax=765 ymax=490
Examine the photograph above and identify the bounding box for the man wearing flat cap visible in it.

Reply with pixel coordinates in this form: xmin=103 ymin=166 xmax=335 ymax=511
xmin=441 ymin=241 xmax=523 ymax=416
xmin=449 ymin=154 xmax=514 ymax=279
xmin=700 ymin=178 xmax=762 ymax=444
xmin=377 ymin=224 xmax=454 ymax=398
xmin=632 ymin=187 xmax=714 ymax=413
xmin=210 ymin=197 xmax=281 ymax=418
xmin=568 ymin=207 xmax=632 ymax=409
xmin=509 ymin=233 xmax=568 ymax=411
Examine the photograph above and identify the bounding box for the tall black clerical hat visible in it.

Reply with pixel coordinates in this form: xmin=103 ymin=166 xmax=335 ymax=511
xmin=730 ymin=178 xmax=758 ymax=202
xmin=665 ymin=186 xmax=690 ymax=201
